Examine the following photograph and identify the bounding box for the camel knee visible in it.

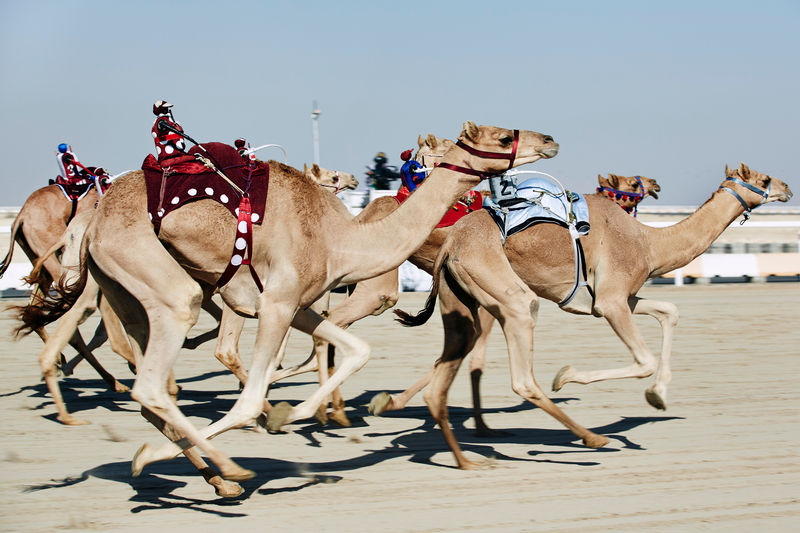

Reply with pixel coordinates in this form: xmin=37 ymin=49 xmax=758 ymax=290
xmin=636 ymin=360 xmax=658 ymax=378
xmin=510 ymin=378 xmax=544 ymax=401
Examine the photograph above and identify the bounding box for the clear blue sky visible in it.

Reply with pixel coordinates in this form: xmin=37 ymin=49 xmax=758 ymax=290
xmin=1 ymin=0 xmax=797 ymax=206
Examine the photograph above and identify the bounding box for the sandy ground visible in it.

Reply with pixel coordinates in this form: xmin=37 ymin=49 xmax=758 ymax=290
xmin=0 ymin=284 xmax=798 ymax=532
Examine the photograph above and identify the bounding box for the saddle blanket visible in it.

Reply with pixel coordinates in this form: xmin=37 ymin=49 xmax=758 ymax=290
xmin=54 ymin=182 xmax=93 ymax=202
xmin=483 ymin=177 xmax=590 ymax=241
xmin=394 ymin=186 xmax=482 ymax=228
xmin=142 ymin=142 xmax=269 ymax=233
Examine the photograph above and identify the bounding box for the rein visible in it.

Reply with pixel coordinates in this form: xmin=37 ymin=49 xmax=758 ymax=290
xmin=596 ymin=175 xmax=646 ymax=217
xmin=719 ymin=176 xmax=770 ymax=224
xmin=438 ymin=130 xmax=520 ymax=179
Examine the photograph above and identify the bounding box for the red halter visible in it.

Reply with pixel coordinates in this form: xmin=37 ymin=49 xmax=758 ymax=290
xmin=437 ymin=130 xmax=520 ymax=178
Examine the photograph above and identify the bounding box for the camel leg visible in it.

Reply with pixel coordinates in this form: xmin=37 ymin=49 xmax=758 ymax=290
xmin=447 ymin=257 xmax=609 ymax=451
xmin=97 ymin=296 xmax=137 ymax=371
xmin=61 ymin=318 xmax=108 ymax=375
xmin=422 ymin=276 xmax=484 ymax=469
xmin=213 ymin=307 xmax=249 ymax=385
xmin=266 ymin=308 xmax=371 ymax=432
xmin=468 ymin=307 xmax=503 ymax=437
xmin=183 ymin=300 xmax=224 ymax=350
xmin=35 ymin=279 xmax=106 ymax=425
xmin=131 ymin=288 xmax=300 ymax=476
xmin=553 ymin=297 xmax=677 ymax=410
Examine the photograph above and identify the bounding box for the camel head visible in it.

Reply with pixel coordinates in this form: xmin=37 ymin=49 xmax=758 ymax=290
xmin=416 ymin=134 xmax=455 ymax=168
xmin=724 ymin=162 xmax=793 ymax=205
xmin=456 ymin=121 xmax=559 ymax=175
xmin=598 ymin=173 xmax=661 ymax=200
xmin=304 ymin=163 xmax=359 ymax=192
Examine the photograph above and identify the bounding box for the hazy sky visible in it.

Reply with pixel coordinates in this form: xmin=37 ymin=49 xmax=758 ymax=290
xmin=1 ymin=0 xmax=798 ymax=206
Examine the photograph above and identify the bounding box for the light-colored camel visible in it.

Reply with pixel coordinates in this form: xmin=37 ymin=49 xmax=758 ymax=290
xmin=22 ymin=122 xmax=559 ymax=483
xmin=369 ymin=172 xmax=661 ymax=431
xmin=0 ymin=184 xmax=133 ymax=391
xmin=17 ymin=165 xmax=355 ymax=425
xmin=394 ymin=162 xmax=792 ymax=469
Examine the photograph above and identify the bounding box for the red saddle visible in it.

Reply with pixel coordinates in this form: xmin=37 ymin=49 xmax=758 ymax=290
xmin=142 ymin=142 xmax=269 ymax=234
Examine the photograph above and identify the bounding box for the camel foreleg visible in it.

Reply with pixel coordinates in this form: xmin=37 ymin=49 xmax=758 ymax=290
xmin=551 ymin=296 xmax=673 ymax=409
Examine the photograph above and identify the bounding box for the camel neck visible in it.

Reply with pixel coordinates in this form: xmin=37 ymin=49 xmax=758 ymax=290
xmin=645 ymin=188 xmax=746 ymax=278
xmin=336 ymin=157 xmax=480 ymax=283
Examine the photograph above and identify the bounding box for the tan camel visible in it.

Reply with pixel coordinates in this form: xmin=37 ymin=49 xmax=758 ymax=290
xmin=18 ymin=166 xmax=354 ymax=426
xmin=21 ymin=122 xmax=559 ymax=482
xmin=394 ymin=162 xmax=792 ymax=469
xmin=1 ymin=184 xmax=133 ymax=391
xmin=369 ymin=172 xmax=661 ymax=432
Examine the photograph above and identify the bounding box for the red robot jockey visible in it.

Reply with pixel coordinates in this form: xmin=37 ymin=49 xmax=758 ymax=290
xmin=234 ymin=138 xmax=257 ymax=163
xmin=55 ymin=143 xmax=93 ymax=187
xmin=151 ymin=100 xmax=188 ymax=165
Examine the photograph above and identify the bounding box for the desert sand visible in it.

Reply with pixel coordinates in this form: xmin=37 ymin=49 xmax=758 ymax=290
xmin=1 ymin=283 xmax=798 ymax=532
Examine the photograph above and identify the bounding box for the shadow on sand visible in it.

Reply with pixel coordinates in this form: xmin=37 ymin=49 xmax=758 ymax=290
xmin=19 ymin=380 xmax=683 ymax=517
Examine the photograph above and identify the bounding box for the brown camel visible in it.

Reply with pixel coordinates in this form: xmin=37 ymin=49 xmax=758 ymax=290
xmin=1 ymin=184 xmax=133 ymax=391
xmin=369 ymin=171 xmax=661 ymax=432
xmin=394 ymin=163 xmax=792 ymax=469
xmin=21 ymin=122 xmax=559 ymax=482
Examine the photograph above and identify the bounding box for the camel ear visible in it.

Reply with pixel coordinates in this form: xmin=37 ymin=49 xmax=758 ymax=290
xmin=738 ymin=162 xmax=751 ymax=180
xmin=597 ymin=174 xmax=609 ymax=188
xmin=463 ymin=121 xmax=479 ymax=142
xmin=607 ymin=173 xmax=620 ymax=188
xmin=426 ymin=133 xmax=438 ymax=149
xmin=725 ymin=164 xmax=734 ymax=178
xmin=417 ymin=134 xmax=426 ymax=148
xmin=312 ymin=163 xmax=321 ymax=177
xmin=303 ymin=163 xmax=309 ymax=173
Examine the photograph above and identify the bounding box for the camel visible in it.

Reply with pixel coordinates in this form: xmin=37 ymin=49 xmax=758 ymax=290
xmin=19 ymin=122 xmax=559 ymax=483
xmin=368 ymin=171 xmax=661 ymax=430
xmin=393 ymin=162 xmax=792 ymax=469
xmin=0 ymin=184 xmax=133 ymax=391
xmin=16 ymin=165 xmax=356 ymax=426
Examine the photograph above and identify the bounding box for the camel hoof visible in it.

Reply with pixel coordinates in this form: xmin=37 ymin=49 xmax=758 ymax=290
xmin=329 ymin=410 xmax=351 ymax=428
xmin=645 ymin=388 xmax=667 ymax=411
xmin=474 ymin=425 xmax=510 ymax=438
xmin=60 ymin=416 xmax=90 ymax=426
xmin=220 ymin=463 xmax=255 ymax=482
xmin=552 ymin=365 xmax=576 ymax=392
xmin=114 ymin=382 xmax=130 ymax=393
xmin=582 ymin=433 xmax=610 ymax=449
xmin=457 ymin=459 xmax=481 ymax=470
xmin=209 ymin=476 xmax=244 ymax=498
xmin=131 ymin=443 xmax=156 ymax=477
xmin=314 ymin=405 xmax=329 ymax=426
xmin=267 ymin=401 xmax=293 ymax=433
xmin=368 ymin=392 xmax=392 ymax=416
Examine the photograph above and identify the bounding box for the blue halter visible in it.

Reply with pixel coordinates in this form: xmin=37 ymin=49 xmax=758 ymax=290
xmin=719 ymin=176 xmax=770 ymax=224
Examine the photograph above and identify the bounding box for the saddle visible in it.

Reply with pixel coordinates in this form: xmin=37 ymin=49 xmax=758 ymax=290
xmin=142 ymin=142 xmax=269 ymax=234
xmin=483 ymin=177 xmax=590 ymax=242
xmin=484 ymin=175 xmax=593 ymax=308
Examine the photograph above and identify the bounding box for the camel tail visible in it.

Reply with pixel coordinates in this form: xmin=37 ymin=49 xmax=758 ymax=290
xmin=12 ymin=240 xmax=90 ymax=339
xmin=24 ymin=236 xmax=65 ymax=288
xmin=0 ymin=217 xmax=22 ymax=277
xmin=393 ymin=250 xmax=449 ymax=327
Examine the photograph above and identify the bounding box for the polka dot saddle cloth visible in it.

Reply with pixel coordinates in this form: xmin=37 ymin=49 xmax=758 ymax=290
xmin=142 ymin=142 xmax=269 ymax=235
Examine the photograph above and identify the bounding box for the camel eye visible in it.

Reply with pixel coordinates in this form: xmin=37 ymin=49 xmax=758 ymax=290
xmin=499 ymin=136 xmax=513 ymax=145
xmin=333 ymin=176 xmax=339 ymax=183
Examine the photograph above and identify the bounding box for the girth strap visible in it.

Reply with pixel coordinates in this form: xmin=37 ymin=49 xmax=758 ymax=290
xmin=216 ymin=195 xmax=264 ymax=292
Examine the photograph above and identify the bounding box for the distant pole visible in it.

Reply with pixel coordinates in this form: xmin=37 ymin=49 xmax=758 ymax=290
xmin=311 ymin=101 xmax=321 ymax=166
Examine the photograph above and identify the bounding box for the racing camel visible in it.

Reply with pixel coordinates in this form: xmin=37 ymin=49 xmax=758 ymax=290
xmin=394 ymin=162 xmax=792 ymax=469
xmin=1 ymin=184 xmax=133 ymax=391
xmin=21 ymin=122 xmax=559 ymax=482
xmin=369 ymin=171 xmax=661 ymax=430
